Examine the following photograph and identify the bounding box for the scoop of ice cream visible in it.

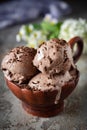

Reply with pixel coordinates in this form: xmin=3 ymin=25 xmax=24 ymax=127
xmin=33 ymin=38 xmax=75 ymax=75
xmin=28 ymin=70 xmax=73 ymax=104
xmin=1 ymin=46 xmax=38 ymax=84
xmin=28 ymin=71 xmax=72 ymax=91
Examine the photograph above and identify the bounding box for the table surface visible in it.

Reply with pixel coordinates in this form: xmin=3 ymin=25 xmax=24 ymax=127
xmin=0 ymin=25 xmax=87 ymax=130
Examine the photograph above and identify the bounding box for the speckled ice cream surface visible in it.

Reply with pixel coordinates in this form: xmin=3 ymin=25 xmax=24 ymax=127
xmin=29 ymin=71 xmax=72 ymax=91
xmin=31 ymin=38 xmax=76 ymax=104
xmin=33 ymin=38 xmax=75 ymax=75
xmin=1 ymin=46 xmax=38 ymax=84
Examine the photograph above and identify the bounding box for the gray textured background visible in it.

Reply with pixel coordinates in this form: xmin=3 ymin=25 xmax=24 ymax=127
xmin=0 ymin=0 xmax=87 ymax=29
xmin=0 ymin=0 xmax=71 ymax=29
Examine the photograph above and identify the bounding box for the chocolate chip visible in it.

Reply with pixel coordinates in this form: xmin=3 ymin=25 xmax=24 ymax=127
xmin=9 ymin=71 xmax=13 ymax=77
xmin=53 ymin=69 xmax=56 ymax=73
xmin=48 ymin=56 xmax=53 ymax=64
xmin=44 ymin=46 xmax=47 ymax=50
xmin=44 ymin=56 xmax=46 ymax=59
xmin=54 ymin=85 xmax=56 ymax=87
xmin=48 ymin=76 xmax=51 ymax=79
xmin=53 ymin=52 xmax=55 ymax=55
xmin=60 ymin=39 xmax=67 ymax=45
xmin=16 ymin=50 xmax=20 ymax=54
xmin=44 ymin=66 xmax=47 ymax=72
xmin=47 ymin=83 xmax=51 ymax=86
xmin=2 ymin=68 xmax=6 ymax=71
xmin=50 ymin=60 xmax=53 ymax=64
xmin=64 ymin=58 xmax=68 ymax=63
xmin=32 ymin=82 xmax=37 ymax=84
xmin=37 ymin=81 xmax=40 ymax=83
xmin=57 ymin=48 xmax=59 ymax=51
xmin=51 ymin=46 xmax=54 ymax=48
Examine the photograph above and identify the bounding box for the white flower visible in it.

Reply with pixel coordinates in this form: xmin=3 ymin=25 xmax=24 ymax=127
xmin=28 ymin=24 xmax=34 ymax=31
xmin=44 ymin=14 xmax=58 ymax=24
xmin=16 ymin=25 xmax=27 ymax=42
xmin=27 ymin=30 xmax=47 ymax=49
xmin=19 ymin=25 xmax=26 ymax=35
xmin=43 ymin=14 xmax=52 ymax=21
xmin=59 ymin=18 xmax=87 ymax=53
xmin=16 ymin=34 xmax=21 ymax=42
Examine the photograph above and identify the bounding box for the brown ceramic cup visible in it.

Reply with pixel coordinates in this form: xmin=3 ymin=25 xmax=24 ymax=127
xmin=5 ymin=36 xmax=83 ymax=117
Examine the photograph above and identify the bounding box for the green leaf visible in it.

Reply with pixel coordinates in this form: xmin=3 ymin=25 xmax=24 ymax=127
xmin=41 ymin=21 xmax=57 ymax=32
xmin=41 ymin=21 xmax=63 ymax=39
xmin=33 ymin=23 xmax=41 ymax=30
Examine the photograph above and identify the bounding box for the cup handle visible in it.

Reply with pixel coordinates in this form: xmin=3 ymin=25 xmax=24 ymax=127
xmin=68 ymin=36 xmax=84 ymax=63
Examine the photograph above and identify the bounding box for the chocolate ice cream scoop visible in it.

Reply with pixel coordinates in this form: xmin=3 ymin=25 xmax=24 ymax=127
xmin=1 ymin=46 xmax=38 ymax=84
xmin=28 ymin=70 xmax=73 ymax=103
xmin=29 ymin=71 xmax=72 ymax=91
xmin=33 ymin=38 xmax=75 ymax=75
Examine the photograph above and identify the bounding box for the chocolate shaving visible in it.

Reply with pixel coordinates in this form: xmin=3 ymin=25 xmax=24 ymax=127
xmin=48 ymin=56 xmax=53 ymax=64
xmin=60 ymin=39 xmax=67 ymax=45
xmin=44 ymin=66 xmax=47 ymax=72
xmin=53 ymin=52 xmax=55 ymax=55
xmin=47 ymin=83 xmax=51 ymax=86
xmin=51 ymin=45 xmax=54 ymax=48
xmin=38 ymin=51 xmax=40 ymax=54
xmin=54 ymin=85 xmax=56 ymax=87
xmin=37 ymin=81 xmax=40 ymax=83
xmin=32 ymin=82 xmax=38 ymax=84
xmin=44 ymin=46 xmax=47 ymax=50
xmin=2 ymin=68 xmax=6 ymax=71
